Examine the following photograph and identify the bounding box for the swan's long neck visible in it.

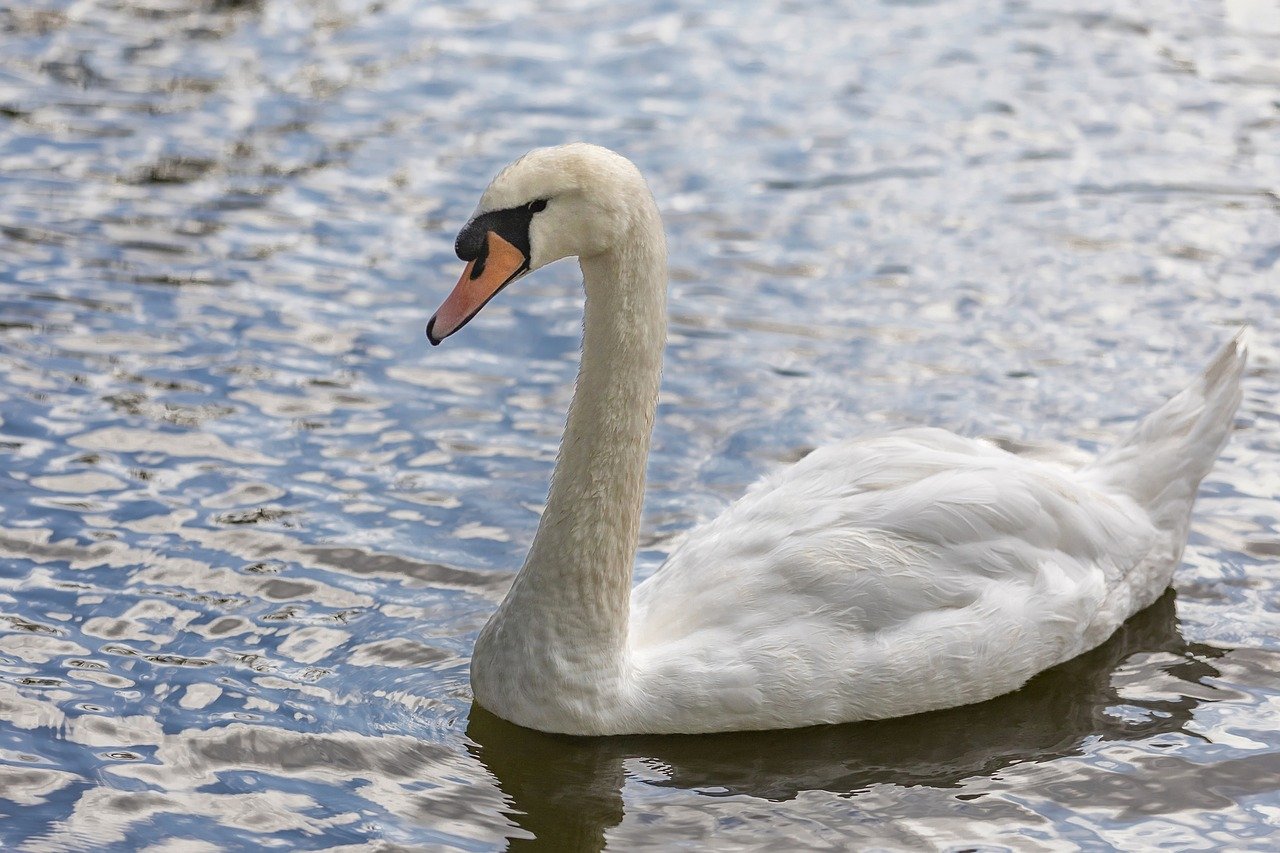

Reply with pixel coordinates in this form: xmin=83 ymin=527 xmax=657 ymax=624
xmin=476 ymin=203 xmax=666 ymax=716
xmin=525 ymin=235 xmax=666 ymax=639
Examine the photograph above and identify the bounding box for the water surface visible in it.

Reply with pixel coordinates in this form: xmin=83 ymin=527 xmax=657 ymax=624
xmin=1 ymin=0 xmax=1279 ymax=849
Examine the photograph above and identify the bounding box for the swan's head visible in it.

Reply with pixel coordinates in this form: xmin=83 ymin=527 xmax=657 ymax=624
xmin=427 ymin=143 xmax=653 ymax=345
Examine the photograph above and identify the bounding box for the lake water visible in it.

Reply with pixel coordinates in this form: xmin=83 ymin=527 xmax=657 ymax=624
xmin=2 ymin=0 xmax=1279 ymax=849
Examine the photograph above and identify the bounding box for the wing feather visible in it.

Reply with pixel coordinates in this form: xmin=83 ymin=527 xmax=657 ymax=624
xmin=631 ymin=429 xmax=1158 ymax=672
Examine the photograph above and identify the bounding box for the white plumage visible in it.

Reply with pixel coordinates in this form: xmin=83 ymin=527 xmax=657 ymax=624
xmin=428 ymin=144 xmax=1247 ymax=736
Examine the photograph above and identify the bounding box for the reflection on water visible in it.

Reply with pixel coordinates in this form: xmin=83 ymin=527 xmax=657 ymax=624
xmin=1 ymin=0 xmax=1279 ymax=848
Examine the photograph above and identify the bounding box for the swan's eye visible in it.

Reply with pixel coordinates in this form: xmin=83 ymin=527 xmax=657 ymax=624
xmin=527 ymin=199 xmax=548 ymax=213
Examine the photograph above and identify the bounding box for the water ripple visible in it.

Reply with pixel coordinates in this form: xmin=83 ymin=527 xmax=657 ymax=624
xmin=1 ymin=0 xmax=1278 ymax=849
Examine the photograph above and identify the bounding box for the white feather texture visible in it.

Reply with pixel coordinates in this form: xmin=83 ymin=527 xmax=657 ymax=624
xmin=461 ymin=144 xmax=1247 ymax=736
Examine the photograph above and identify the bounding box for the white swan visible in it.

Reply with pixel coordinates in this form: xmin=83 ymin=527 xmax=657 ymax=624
xmin=426 ymin=143 xmax=1247 ymax=736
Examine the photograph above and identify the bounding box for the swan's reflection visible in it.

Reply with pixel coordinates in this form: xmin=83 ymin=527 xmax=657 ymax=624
xmin=466 ymin=590 xmax=1230 ymax=850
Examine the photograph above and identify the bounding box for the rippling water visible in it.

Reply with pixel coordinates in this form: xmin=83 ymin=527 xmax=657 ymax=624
xmin=1 ymin=0 xmax=1278 ymax=849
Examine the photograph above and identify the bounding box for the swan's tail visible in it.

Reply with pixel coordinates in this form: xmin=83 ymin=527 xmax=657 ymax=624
xmin=1084 ymin=329 xmax=1248 ymax=532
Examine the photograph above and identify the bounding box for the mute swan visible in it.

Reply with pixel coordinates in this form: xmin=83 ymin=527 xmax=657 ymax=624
xmin=426 ymin=143 xmax=1247 ymax=736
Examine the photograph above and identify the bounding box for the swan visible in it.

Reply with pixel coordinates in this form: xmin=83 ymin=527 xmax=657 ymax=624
xmin=426 ymin=143 xmax=1247 ymax=736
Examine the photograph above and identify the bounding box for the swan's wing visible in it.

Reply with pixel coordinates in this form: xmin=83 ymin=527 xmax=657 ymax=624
xmin=628 ymin=428 xmax=1162 ymax=726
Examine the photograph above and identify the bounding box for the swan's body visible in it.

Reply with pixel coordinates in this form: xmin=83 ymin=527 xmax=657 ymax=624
xmin=427 ymin=144 xmax=1246 ymax=736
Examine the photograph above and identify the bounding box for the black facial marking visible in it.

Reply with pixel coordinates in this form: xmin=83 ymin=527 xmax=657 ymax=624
xmin=454 ymin=200 xmax=548 ymax=272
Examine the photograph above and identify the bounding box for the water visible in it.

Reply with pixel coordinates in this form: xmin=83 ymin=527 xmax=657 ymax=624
xmin=1 ymin=0 xmax=1278 ymax=848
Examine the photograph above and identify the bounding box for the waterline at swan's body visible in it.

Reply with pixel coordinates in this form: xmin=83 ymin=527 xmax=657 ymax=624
xmin=428 ymin=143 xmax=1247 ymax=736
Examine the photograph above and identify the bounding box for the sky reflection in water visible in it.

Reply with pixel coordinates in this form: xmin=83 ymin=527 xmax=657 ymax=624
xmin=0 ymin=0 xmax=1278 ymax=850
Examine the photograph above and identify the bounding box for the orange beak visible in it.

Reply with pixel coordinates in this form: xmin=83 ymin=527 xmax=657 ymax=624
xmin=426 ymin=231 xmax=529 ymax=345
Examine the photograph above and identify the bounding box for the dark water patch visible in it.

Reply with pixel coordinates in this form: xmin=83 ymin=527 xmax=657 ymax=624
xmin=0 ymin=223 xmax=73 ymax=245
xmin=126 ymin=156 xmax=219 ymax=185
xmin=0 ymin=616 xmax=63 ymax=636
xmin=1244 ymin=538 xmax=1280 ymax=557
xmin=128 ymin=272 xmax=234 ymax=287
xmin=1076 ymin=181 xmax=1276 ymax=201
xmin=214 ymin=507 xmax=297 ymax=526
xmin=302 ymin=546 xmax=512 ymax=594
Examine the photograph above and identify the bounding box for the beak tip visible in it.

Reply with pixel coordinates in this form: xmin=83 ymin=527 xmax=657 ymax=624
xmin=425 ymin=316 xmax=443 ymax=346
